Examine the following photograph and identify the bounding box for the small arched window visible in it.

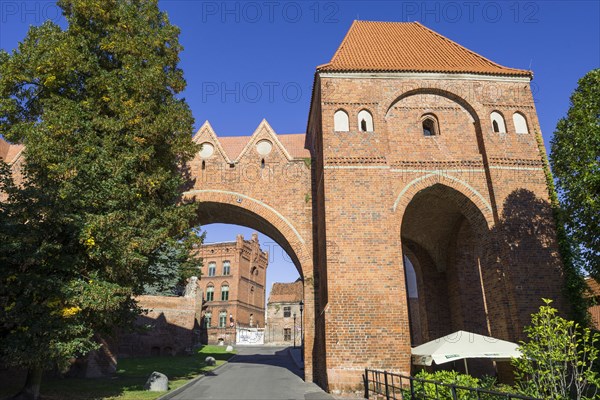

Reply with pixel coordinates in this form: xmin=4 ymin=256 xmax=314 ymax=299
xmin=334 ymin=110 xmax=349 ymax=132
xmin=421 ymin=114 xmax=439 ymax=136
xmin=221 ymin=284 xmax=229 ymax=301
xmin=223 ymin=261 xmax=230 ymax=275
xmin=513 ymin=112 xmax=529 ymax=134
xmin=219 ymin=311 xmax=227 ymax=328
xmin=490 ymin=111 xmax=506 ymax=133
xmin=206 ymin=285 xmax=214 ymax=302
xmin=358 ymin=110 xmax=374 ymax=132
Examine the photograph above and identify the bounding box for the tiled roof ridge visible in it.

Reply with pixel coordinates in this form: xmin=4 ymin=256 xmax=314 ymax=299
xmin=413 ymin=21 xmax=530 ymax=76
xmin=318 ymin=20 xmax=532 ymax=78
xmin=316 ymin=19 xmax=360 ymax=71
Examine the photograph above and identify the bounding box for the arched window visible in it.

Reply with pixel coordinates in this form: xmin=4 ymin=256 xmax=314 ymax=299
xmin=204 ymin=312 xmax=212 ymax=328
xmin=421 ymin=114 xmax=439 ymax=136
xmin=358 ymin=110 xmax=374 ymax=132
xmin=334 ymin=110 xmax=349 ymax=132
xmin=221 ymin=284 xmax=229 ymax=301
xmin=206 ymin=285 xmax=214 ymax=302
xmin=490 ymin=111 xmax=506 ymax=133
xmin=223 ymin=261 xmax=230 ymax=275
xmin=208 ymin=262 xmax=216 ymax=277
xmin=513 ymin=112 xmax=529 ymax=134
xmin=219 ymin=311 xmax=227 ymax=328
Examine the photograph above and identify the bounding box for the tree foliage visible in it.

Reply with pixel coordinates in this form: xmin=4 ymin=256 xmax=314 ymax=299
xmin=512 ymin=299 xmax=600 ymax=399
xmin=0 ymin=0 xmax=200 ymax=397
xmin=144 ymin=232 xmax=205 ymax=296
xmin=550 ymin=69 xmax=600 ymax=278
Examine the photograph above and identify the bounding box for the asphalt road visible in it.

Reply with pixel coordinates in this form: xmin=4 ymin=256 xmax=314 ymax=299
xmin=170 ymin=346 xmax=335 ymax=400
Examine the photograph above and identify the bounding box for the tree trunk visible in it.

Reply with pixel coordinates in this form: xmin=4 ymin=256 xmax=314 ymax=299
xmin=9 ymin=367 xmax=42 ymax=400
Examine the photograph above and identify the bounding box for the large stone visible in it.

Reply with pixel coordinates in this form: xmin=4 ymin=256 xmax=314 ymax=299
xmin=226 ymin=345 xmax=234 ymax=352
xmin=205 ymin=356 xmax=216 ymax=366
xmin=144 ymin=371 xmax=169 ymax=391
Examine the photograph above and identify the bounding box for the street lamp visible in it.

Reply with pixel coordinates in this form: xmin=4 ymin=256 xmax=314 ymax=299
xmin=293 ymin=313 xmax=297 ymax=348
xmin=299 ymin=300 xmax=304 ymax=361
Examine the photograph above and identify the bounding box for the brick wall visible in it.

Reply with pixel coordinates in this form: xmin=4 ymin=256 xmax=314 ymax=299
xmin=306 ymin=74 xmax=567 ymax=392
xmin=117 ymin=294 xmax=202 ymax=357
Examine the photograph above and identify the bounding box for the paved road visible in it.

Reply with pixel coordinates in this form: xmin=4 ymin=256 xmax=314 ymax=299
xmin=170 ymin=346 xmax=335 ymax=400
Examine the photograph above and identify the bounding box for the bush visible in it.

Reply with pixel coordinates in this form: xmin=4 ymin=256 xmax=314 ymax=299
xmin=512 ymin=299 xmax=600 ymax=399
xmin=402 ymin=370 xmax=523 ymax=400
xmin=411 ymin=370 xmax=481 ymax=399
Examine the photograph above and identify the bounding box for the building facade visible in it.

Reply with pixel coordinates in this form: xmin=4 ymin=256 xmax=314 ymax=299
xmin=196 ymin=233 xmax=268 ymax=344
xmin=265 ymin=281 xmax=304 ymax=345
xmin=0 ymin=20 xmax=570 ymax=393
xmin=585 ymin=278 xmax=600 ymax=330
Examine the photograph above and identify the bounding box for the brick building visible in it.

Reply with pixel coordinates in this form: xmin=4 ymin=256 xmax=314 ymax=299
xmin=585 ymin=278 xmax=600 ymax=330
xmin=305 ymin=21 xmax=567 ymax=390
xmin=0 ymin=20 xmax=570 ymax=393
xmin=265 ymin=280 xmax=304 ymax=345
xmin=197 ymin=233 xmax=268 ymax=344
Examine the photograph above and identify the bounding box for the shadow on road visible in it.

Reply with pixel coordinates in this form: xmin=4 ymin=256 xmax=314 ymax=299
xmin=229 ymin=347 xmax=303 ymax=379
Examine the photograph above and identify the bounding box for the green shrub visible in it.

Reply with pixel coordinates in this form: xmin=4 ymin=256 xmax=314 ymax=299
xmin=411 ymin=370 xmax=480 ymax=399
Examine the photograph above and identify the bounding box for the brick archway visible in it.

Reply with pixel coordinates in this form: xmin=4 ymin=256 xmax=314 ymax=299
xmin=384 ymin=87 xmax=481 ymax=124
xmin=399 ymin=182 xmax=493 ymax=366
xmin=393 ymin=173 xmax=495 ymax=231
xmin=182 ymin=189 xmax=311 ymax=276
xmin=181 ymin=188 xmax=316 ymax=380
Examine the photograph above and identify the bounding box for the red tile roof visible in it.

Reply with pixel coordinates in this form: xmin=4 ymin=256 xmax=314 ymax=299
xmin=268 ymin=281 xmax=303 ymax=304
xmin=219 ymin=136 xmax=249 ymax=160
xmin=318 ymin=21 xmax=532 ymax=78
xmin=219 ymin=134 xmax=310 ymax=160
xmin=277 ymin=134 xmax=311 ymax=159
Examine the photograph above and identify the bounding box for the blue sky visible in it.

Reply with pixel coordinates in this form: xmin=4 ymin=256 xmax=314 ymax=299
xmin=1 ymin=1 xmax=599 ymax=303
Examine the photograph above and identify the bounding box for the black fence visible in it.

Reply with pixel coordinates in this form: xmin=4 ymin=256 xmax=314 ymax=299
xmin=363 ymin=369 xmax=540 ymax=400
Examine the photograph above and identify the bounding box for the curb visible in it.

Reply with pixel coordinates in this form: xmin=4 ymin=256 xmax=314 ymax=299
xmin=156 ymin=354 xmax=239 ymax=400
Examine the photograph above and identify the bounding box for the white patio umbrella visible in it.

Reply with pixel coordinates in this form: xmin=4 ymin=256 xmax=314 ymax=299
xmin=411 ymin=330 xmax=522 ymax=374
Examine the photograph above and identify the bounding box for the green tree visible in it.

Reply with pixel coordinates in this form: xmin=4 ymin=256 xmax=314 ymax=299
xmin=512 ymin=299 xmax=600 ymax=399
xmin=0 ymin=1 xmax=200 ymax=398
xmin=144 ymin=233 xmax=205 ymax=296
xmin=550 ymin=69 xmax=600 ymax=278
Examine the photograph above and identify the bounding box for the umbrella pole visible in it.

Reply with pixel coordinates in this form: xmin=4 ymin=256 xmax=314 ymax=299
xmin=464 ymin=359 xmax=469 ymax=375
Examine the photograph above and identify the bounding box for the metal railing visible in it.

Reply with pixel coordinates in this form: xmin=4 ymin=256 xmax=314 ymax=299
xmin=364 ymin=369 xmax=540 ymax=400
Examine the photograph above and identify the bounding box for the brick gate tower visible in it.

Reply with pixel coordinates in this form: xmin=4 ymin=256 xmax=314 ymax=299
xmin=307 ymin=21 xmax=566 ymax=391
xmin=0 ymin=20 xmax=570 ymax=395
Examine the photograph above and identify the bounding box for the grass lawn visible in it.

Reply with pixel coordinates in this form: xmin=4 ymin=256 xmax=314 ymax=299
xmin=1 ymin=345 xmax=235 ymax=400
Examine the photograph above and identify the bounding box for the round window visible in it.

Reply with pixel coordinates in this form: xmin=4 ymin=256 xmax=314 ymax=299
xmin=256 ymin=139 xmax=273 ymax=155
xmin=199 ymin=142 xmax=214 ymax=159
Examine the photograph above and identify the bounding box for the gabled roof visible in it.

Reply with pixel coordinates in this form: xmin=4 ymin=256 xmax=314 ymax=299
xmin=318 ymin=21 xmax=532 ymax=78
xmin=268 ymin=281 xmax=303 ymax=304
xmin=192 ymin=120 xmax=310 ymax=162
